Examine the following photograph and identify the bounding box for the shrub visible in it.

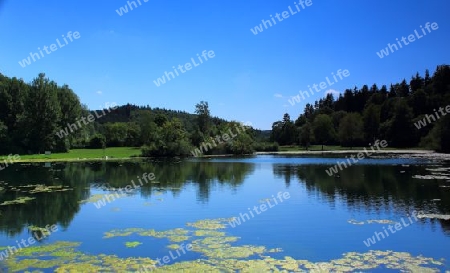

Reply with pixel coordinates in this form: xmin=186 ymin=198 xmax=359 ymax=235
xmin=253 ymin=142 xmax=279 ymax=152
xmin=89 ymin=134 xmax=106 ymax=149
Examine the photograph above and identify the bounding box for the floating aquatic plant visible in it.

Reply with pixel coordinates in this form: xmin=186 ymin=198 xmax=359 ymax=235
xmin=79 ymin=194 xmax=107 ymax=204
xmin=186 ymin=218 xmax=234 ymax=230
xmin=0 ymin=196 xmax=35 ymax=206
xmin=28 ymin=184 xmax=72 ymax=194
xmin=348 ymin=219 xmax=397 ymax=225
xmin=125 ymin=241 xmax=142 ymax=248
xmin=1 ymin=218 xmax=446 ymax=272
xmin=167 ymin=244 xmax=181 ymax=250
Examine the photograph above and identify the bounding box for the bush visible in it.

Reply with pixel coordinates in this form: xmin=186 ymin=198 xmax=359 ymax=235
xmin=54 ymin=138 xmax=70 ymax=153
xmin=89 ymin=134 xmax=106 ymax=149
xmin=141 ymin=140 xmax=192 ymax=157
xmin=253 ymin=142 xmax=279 ymax=152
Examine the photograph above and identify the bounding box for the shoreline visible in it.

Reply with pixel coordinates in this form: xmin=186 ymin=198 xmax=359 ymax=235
xmin=8 ymin=150 xmax=450 ymax=163
xmin=255 ymin=149 xmax=433 ymax=155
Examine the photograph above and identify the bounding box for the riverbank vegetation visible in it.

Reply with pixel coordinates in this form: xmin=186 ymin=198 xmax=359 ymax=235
xmin=1 ymin=65 xmax=449 ymax=157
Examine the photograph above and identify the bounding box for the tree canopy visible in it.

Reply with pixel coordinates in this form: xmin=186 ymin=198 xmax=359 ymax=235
xmin=270 ymin=65 xmax=450 ymax=152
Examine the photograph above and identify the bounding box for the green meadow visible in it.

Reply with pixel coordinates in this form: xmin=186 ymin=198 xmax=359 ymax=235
xmin=2 ymin=147 xmax=142 ymax=162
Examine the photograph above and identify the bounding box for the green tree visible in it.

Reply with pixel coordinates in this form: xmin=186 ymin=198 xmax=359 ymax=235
xmin=299 ymin=122 xmax=313 ymax=150
xmin=56 ymin=84 xmax=82 ymax=151
xmin=228 ymin=131 xmax=254 ymax=155
xmin=195 ymin=101 xmax=211 ymax=135
xmin=339 ymin=113 xmax=364 ymax=148
xmin=440 ymin=115 xmax=450 ymax=153
xmin=381 ymin=100 xmax=416 ymax=147
xmin=25 ymin=73 xmax=61 ymax=153
xmin=331 ymin=110 xmax=347 ymax=132
xmin=138 ymin=110 xmax=159 ymax=145
xmin=312 ymin=114 xmax=335 ymax=151
xmin=363 ymin=105 xmax=380 ymax=142
xmin=280 ymin=113 xmax=296 ymax=145
xmin=89 ymin=134 xmax=106 ymax=149
xmin=103 ymin=123 xmax=128 ymax=146
xmin=142 ymin=118 xmax=192 ymax=157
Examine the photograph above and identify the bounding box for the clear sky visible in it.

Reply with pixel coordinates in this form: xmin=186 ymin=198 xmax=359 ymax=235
xmin=0 ymin=0 xmax=449 ymax=130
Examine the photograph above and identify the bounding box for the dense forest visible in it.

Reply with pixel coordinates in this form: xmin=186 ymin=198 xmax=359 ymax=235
xmin=271 ymin=65 xmax=450 ymax=152
xmin=0 ymin=73 xmax=274 ymax=156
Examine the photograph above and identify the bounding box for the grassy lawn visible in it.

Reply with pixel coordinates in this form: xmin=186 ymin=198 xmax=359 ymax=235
xmin=2 ymin=147 xmax=142 ymax=162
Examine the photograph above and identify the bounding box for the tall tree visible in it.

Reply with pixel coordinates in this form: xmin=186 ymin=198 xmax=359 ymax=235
xmin=312 ymin=114 xmax=335 ymax=151
xmin=195 ymin=101 xmax=211 ymax=135
xmin=25 ymin=73 xmax=61 ymax=153
xmin=280 ymin=113 xmax=296 ymax=145
xmin=381 ymin=99 xmax=416 ymax=147
xmin=338 ymin=113 xmax=364 ymax=148
xmin=299 ymin=122 xmax=313 ymax=150
xmin=363 ymin=105 xmax=381 ymax=142
xmin=56 ymin=84 xmax=82 ymax=151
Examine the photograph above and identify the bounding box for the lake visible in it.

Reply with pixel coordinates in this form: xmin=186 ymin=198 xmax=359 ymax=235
xmin=0 ymin=155 xmax=449 ymax=272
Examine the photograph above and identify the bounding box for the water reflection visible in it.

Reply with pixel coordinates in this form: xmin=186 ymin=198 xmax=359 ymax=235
xmin=1 ymin=158 xmax=449 ymax=238
xmin=0 ymin=160 xmax=255 ymax=236
xmin=273 ymin=163 xmax=450 ymax=234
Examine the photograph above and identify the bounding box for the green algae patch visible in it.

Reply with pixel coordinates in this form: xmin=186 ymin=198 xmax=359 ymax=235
xmin=2 ymin=217 xmax=447 ymax=272
xmin=27 ymin=184 xmax=72 ymax=194
xmin=125 ymin=241 xmax=142 ymax=248
xmin=138 ymin=227 xmax=190 ymax=242
xmin=3 ymin=241 xmax=158 ymax=272
xmin=3 ymin=240 xmax=446 ymax=272
xmin=0 ymin=196 xmax=35 ymax=206
xmin=103 ymin=227 xmax=190 ymax=243
xmin=103 ymin=228 xmax=145 ymax=238
xmin=167 ymin=244 xmax=181 ymax=250
xmin=146 ymin=260 xmax=220 ymax=272
xmin=0 ymin=184 xmax=72 ymax=196
xmin=186 ymin=218 xmax=234 ymax=230
xmin=268 ymin=248 xmax=283 ymax=253
xmin=28 ymin=226 xmax=53 ymax=237
xmin=79 ymin=194 xmax=106 ymax=204
xmin=194 ymin=230 xmax=226 ymax=237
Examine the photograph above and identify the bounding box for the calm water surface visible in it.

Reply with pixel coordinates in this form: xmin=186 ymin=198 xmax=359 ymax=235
xmin=0 ymin=155 xmax=449 ymax=272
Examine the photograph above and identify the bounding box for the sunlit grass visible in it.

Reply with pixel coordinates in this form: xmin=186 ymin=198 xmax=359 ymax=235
xmin=3 ymin=147 xmax=142 ymax=162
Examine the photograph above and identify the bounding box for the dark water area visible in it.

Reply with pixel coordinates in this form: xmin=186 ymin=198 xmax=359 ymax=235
xmin=0 ymin=155 xmax=448 ymax=272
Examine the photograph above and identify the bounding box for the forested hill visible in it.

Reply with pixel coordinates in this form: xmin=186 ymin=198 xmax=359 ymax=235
xmin=0 ymin=72 xmax=270 ymax=156
xmin=271 ymin=64 xmax=450 ymax=152
xmin=93 ymin=104 xmax=227 ymax=131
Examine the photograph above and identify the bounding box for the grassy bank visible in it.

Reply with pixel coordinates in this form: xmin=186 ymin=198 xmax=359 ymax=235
xmin=2 ymin=147 xmax=142 ymax=162
xmin=2 ymin=146 xmax=434 ymax=163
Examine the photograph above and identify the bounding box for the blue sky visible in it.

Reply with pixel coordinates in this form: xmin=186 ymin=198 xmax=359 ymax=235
xmin=0 ymin=0 xmax=449 ymax=130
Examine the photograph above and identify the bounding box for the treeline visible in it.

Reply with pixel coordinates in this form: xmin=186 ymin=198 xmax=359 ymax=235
xmin=0 ymin=73 xmax=274 ymax=156
xmin=0 ymin=73 xmax=83 ymax=154
xmin=271 ymin=65 xmax=450 ymax=152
